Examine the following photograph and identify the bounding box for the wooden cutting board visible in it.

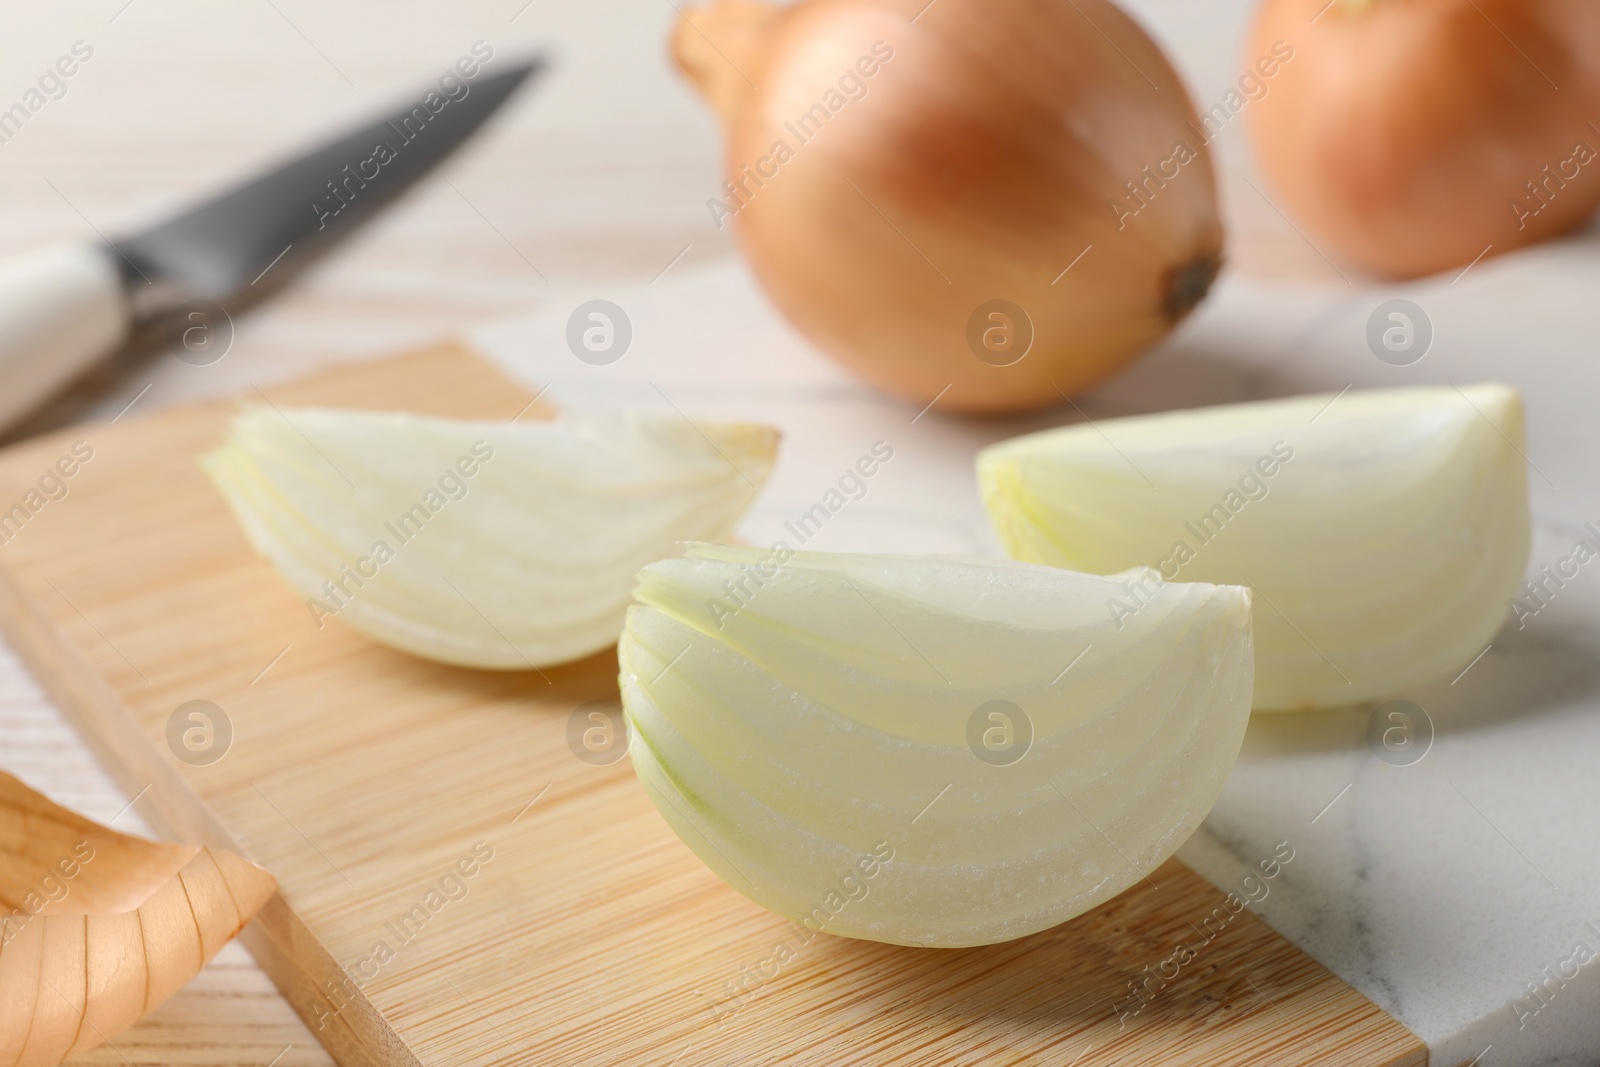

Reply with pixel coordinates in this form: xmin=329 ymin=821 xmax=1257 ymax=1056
xmin=0 ymin=343 xmax=1425 ymax=1067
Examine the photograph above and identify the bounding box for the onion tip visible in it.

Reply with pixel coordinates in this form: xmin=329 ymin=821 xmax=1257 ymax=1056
xmin=670 ymin=0 xmax=782 ymax=120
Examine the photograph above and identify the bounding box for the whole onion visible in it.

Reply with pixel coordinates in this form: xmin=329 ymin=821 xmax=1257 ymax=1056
xmin=1247 ymin=0 xmax=1600 ymax=279
xmin=674 ymin=0 xmax=1224 ymax=414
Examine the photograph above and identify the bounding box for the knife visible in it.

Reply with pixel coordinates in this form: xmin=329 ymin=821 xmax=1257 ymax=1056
xmin=0 ymin=56 xmax=545 ymax=432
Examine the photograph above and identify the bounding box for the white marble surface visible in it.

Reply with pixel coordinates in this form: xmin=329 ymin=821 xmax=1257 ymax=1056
xmin=469 ymin=244 xmax=1600 ymax=1067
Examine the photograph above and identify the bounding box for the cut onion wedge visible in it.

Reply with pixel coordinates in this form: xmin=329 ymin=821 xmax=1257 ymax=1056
xmin=979 ymin=383 xmax=1531 ymax=710
xmin=620 ymin=545 xmax=1253 ymax=947
xmin=204 ymin=407 xmax=778 ymax=669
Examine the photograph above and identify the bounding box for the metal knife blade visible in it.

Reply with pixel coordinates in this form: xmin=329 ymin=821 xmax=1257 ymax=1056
xmin=0 ymin=55 xmax=543 ymax=438
xmin=115 ymin=56 xmax=545 ymax=319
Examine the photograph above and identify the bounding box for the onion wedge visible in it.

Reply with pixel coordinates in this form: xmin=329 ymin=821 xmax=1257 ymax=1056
xmin=620 ymin=545 xmax=1253 ymax=947
xmin=978 ymin=383 xmax=1531 ymax=710
xmin=204 ymin=407 xmax=778 ymax=669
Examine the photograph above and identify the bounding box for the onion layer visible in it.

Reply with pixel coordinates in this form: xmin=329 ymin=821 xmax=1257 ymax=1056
xmin=979 ymin=384 xmax=1531 ymax=710
xmin=204 ymin=407 xmax=778 ymax=668
xmin=620 ymin=545 xmax=1253 ymax=947
xmin=675 ymin=0 xmax=1224 ymax=413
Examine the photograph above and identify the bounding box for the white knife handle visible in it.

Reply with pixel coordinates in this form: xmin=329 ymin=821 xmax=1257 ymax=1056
xmin=0 ymin=244 xmax=129 ymax=432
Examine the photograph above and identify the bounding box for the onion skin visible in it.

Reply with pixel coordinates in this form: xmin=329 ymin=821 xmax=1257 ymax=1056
xmin=1247 ymin=0 xmax=1600 ymax=279
xmin=674 ymin=0 xmax=1224 ymax=414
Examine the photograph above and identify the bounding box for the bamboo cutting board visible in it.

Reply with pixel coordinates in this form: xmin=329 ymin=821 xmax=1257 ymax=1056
xmin=0 ymin=344 xmax=1425 ymax=1067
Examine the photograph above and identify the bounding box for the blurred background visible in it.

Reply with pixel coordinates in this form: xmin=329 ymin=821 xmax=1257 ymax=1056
xmin=0 ymin=0 xmax=1342 ymax=427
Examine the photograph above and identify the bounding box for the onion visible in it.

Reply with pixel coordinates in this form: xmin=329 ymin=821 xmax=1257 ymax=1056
xmin=674 ymin=0 xmax=1225 ymax=414
xmin=0 ymin=772 xmax=277 ymax=1067
xmin=203 ymin=407 xmax=778 ymax=669
xmin=978 ymin=383 xmax=1531 ymax=710
xmin=1247 ymin=0 xmax=1600 ymax=278
xmin=620 ymin=545 xmax=1254 ymax=946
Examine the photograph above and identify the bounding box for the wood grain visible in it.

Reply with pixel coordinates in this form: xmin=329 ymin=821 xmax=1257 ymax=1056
xmin=59 ymin=943 xmax=328 ymax=1067
xmin=0 ymin=343 xmax=1425 ymax=1066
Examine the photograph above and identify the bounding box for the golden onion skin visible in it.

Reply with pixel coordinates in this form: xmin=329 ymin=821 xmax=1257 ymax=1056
xmin=674 ymin=0 xmax=1225 ymax=414
xmin=1248 ymin=0 xmax=1600 ymax=279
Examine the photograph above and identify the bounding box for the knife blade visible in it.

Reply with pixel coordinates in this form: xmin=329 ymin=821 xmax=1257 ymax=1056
xmin=0 ymin=55 xmax=545 ymax=433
